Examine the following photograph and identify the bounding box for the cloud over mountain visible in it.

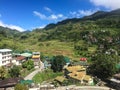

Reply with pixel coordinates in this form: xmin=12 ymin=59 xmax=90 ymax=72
xmin=0 ymin=21 xmax=25 ymax=32
xmin=70 ymin=9 xmax=99 ymax=17
xmin=33 ymin=11 xmax=65 ymax=20
xmin=90 ymin=0 xmax=120 ymax=10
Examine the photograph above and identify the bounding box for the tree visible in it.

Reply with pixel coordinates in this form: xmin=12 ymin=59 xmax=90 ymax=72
xmin=51 ymin=55 xmax=66 ymax=72
xmin=22 ymin=60 xmax=34 ymax=70
xmin=14 ymin=83 xmax=28 ymax=90
xmin=88 ymin=54 xmax=120 ymax=78
xmin=0 ymin=66 xmax=7 ymax=80
xmin=9 ymin=65 xmax=20 ymax=77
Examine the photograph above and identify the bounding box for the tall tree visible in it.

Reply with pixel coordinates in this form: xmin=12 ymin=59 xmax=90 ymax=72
xmin=88 ymin=54 xmax=120 ymax=78
xmin=9 ymin=65 xmax=20 ymax=77
xmin=51 ymin=55 xmax=66 ymax=72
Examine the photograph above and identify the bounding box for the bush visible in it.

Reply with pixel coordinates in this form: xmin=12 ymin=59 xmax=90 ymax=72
xmin=22 ymin=60 xmax=34 ymax=70
xmin=14 ymin=83 xmax=29 ymax=90
xmin=9 ymin=65 xmax=20 ymax=77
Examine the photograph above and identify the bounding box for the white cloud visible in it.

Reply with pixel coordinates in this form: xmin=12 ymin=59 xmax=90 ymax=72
xmin=33 ymin=11 xmax=46 ymax=19
xmin=70 ymin=9 xmax=99 ymax=17
xmin=31 ymin=25 xmax=46 ymax=30
xmin=39 ymin=25 xmax=46 ymax=29
xmin=33 ymin=11 xmax=65 ymax=20
xmin=90 ymin=0 xmax=120 ymax=10
xmin=78 ymin=10 xmax=97 ymax=16
xmin=57 ymin=14 xmax=63 ymax=18
xmin=49 ymin=14 xmax=64 ymax=20
xmin=49 ymin=14 xmax=57 ymax=20
xmin=0 ymin=21 xmax=25 ymax=32
xmin=44 ymin=7 xmax=52 ymax=12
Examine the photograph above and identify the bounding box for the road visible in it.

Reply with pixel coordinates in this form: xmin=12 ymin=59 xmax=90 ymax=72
xmin=56 ymin=86 xmax=114 ymax=90
xmin=24 ymin=61 xmax=44 ymax=80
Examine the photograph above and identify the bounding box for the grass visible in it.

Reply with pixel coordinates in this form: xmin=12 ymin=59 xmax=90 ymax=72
xmin=21 ymin=68 xmax=35 ymax=77
xmin=20 ymin=40 xmax=98 ymax=61
xmin=21 ymin=40 xmax=79 ymax=60
xmin=32 ymin=69 xmax=63 ymax=84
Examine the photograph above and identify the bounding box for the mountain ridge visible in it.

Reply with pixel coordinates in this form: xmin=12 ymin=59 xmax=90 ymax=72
xmin=44 ymin=8 xmax=120 ymax=30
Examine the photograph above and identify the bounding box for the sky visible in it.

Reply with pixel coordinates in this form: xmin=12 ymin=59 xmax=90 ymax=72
xmin=0 ymin=0 xmax=120 ymax=32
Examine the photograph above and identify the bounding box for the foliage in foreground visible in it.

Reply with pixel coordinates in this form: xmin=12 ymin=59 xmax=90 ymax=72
xmin=14 ymin=83 xmax=29 ymax=90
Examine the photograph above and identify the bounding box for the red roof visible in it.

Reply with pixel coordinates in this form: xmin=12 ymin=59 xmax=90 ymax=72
xmin=16 ymin=56 xmax=25 ymax=61
xmin=80 ymin=58 xmax=87 ymax=61
xmin=5 ymin=63 xmax=13 ymax=67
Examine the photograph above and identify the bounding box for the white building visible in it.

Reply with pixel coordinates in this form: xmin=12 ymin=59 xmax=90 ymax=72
xmin=0 ymin=49 xmax=12 ymax=66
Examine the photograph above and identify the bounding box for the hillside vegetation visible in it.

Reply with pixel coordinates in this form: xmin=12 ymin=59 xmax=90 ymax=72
xmin=0 ymin=9 xmax=120 ymax=60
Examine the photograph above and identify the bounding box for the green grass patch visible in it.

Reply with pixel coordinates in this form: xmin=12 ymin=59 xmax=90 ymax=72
xmin=32 ymin=69 xmax=63 ymax=84
xmin=21 ymin=68 xmax=35 ymax=77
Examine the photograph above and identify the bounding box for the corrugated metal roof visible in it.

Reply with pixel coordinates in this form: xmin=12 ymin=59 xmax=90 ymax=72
xmin=0 ymin=49 xmax=12 ymax=52
xmin=21 ymin=53 xmax=32 ymax=57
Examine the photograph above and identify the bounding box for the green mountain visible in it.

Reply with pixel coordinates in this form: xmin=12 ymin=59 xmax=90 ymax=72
xmin=0 ymin=9 xmax=120 ymax=59
xmin=0 ymin=26 xmax=21 ymax=38
xmin=35 ymin=9 xmax=120 ymax=42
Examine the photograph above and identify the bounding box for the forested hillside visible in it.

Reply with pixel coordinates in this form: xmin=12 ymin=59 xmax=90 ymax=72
xmin=0 ymin=9 xmax=120 ymax=59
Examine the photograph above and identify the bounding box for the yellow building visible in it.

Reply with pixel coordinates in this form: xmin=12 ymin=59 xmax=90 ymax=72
xmin=64 ymin=65 xmax=93 ymax=85
xmin=32 ymin=52 xmax=40 ymax=68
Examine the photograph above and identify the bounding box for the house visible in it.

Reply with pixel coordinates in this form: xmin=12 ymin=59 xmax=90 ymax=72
xmin=21 ymin=52 xmax=32 ymax=60
xmin=0 ymin=77 xmax=23 ymax=90
xmin=83 ymin=75 xmax=93 ymax=85
xmin=110 ymin=73 xmax=120 ymax=90
xmin=64 ymin=65 xmax=86 ymax=76
xmin=68 ymin=71 xmax=86 ymax=84
xmin=55 ymin=76 xmax=66 ymax=85
xmin=0 ymin=49 xmax=12 ymax=66
xmin=80 ymin=57 xmax=87 ymax=62
xmin=12 ymin=56 xmax=26 ymax=65
xmin=32 ymin=52 xmax=40 ymax=68
xmin=64 ymin=65 xmax=93 ymax=85
xmin=44 ymin=60 xmax=51 ymax=69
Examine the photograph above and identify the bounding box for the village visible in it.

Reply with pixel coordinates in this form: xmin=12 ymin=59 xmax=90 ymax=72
xmin=0 ymin=48 xmax=120 ymax=90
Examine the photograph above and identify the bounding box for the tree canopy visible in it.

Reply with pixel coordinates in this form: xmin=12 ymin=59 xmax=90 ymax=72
xmin=88 ymin=54 xmax=120 ymax=78
xmin=51 ymin=55 xmax=66 ymax=72
xmin=9 ymin=65 xmax=20 ymax=77
xmin=0 ymin=66 xmax=7 ymax=80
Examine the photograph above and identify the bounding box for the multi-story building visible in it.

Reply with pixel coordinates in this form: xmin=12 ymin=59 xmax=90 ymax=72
xmin=32 ymin=52 xmax=40 ymax=68
xmin=0 ymin=49 xmax=12 ymax=66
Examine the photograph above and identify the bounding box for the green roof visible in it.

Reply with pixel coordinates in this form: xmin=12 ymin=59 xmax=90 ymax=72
xmin=20 ymin=80 xmax=33 ymax=85
xmin=116 ymin=64 xmax=120 ymax=69
xmin=21 ymin=53 xmax=32 ymax=57
xmin=50 ymin=56 xmax=70 ymax=63
xmin=64 ymin=56 xmax=70 ymax=63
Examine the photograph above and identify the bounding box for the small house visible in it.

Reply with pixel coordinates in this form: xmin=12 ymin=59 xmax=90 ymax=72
xmin=0 ymin=77 xmax=24 ymax=90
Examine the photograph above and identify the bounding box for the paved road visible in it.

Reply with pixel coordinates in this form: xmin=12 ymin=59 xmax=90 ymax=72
xmin=24 ymin=61 xmax=44 ymax=80
xmin=57 ymin=86 xmax=114 ymax=90
xmin=24 ymin=68 xmax=41 ymax=80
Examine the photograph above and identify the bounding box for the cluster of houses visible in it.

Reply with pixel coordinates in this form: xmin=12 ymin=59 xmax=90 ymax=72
xmin=0 ymin=49 xmax=41 ymax=68
xmin=1 ymin=49 xmax=120 ymax=90
xmin=55 ymin=65 xmax=93 ymax=86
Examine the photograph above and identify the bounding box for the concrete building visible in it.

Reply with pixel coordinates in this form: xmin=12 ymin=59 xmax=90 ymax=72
xmin=0 ymin=49 xmax=12 ymax=66
xmin=32 ymin=52 xmax=40 ymax=68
